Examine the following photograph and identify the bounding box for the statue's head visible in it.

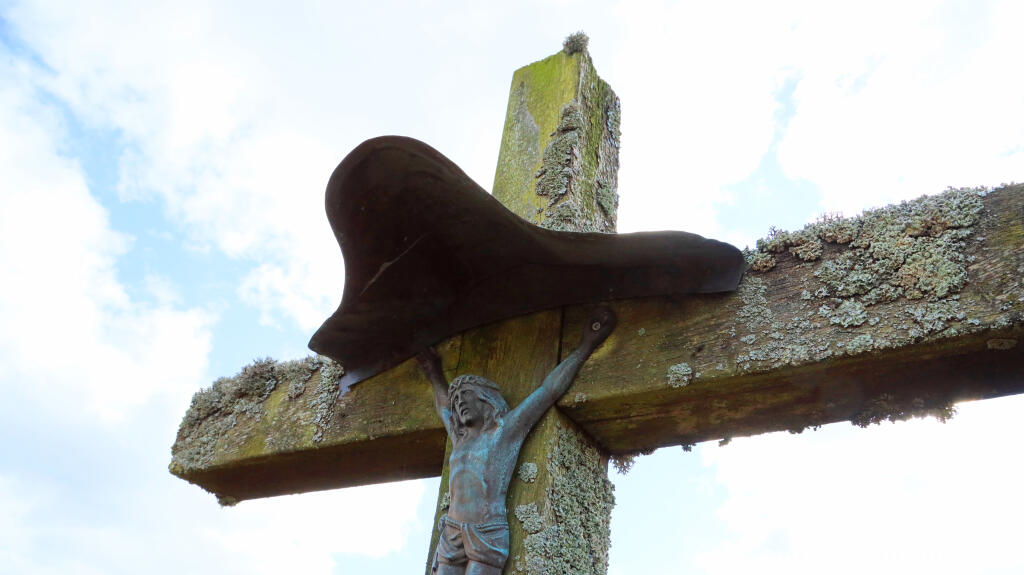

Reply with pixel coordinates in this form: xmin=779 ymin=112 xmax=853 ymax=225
xmin=448 ymin=374 xmax=509 ymax=435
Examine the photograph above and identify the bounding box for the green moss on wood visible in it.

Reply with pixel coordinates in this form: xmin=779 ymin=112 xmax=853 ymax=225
xmin=492 ymin=49 xmax=620 ymax=234
xmin=493 ymin=52 xmax=581 ymax=221
xmin=170 ymin=355 xmax=340 ymax=475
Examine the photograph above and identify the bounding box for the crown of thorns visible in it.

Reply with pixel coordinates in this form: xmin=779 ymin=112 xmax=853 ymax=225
xmin=449 ymin=374 xmax=501 ymax=393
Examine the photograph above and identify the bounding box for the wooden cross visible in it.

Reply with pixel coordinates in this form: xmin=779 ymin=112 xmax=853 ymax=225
xmin=170 ymin=39 xmax=1024 ymax=574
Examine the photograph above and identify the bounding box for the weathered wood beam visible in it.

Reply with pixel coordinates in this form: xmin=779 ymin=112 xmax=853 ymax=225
xmin=170 ymin=184 xmax=1021 ymax=503
xmin=169 ymin=340 xmax=455 ymax=504
xmin=562 ymin=185 xmax=1023 ymax=453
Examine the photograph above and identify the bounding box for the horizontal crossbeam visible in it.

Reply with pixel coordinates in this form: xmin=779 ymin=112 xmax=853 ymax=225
xmin=170 ymin=185 xmax=1023 ymax=503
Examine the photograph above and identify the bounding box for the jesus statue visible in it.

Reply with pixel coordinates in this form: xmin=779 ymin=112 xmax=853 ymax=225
xmin=416 ymin=306 xmax=617 ymax=575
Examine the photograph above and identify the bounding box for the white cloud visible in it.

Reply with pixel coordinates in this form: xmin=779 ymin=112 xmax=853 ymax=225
xmin=4 ymin=0 xmax=527 ymax=329
xmin=0 ymin=475 xmax=39 ymax=571
xmin=611 ymin=1 xmax=790 ymax=237
xmin=9 ymin=1 xmax=1019 ymax=326
xmin=776 ymin=0 xmax=1024 ymax=215
xmin=611 ymin=0 xmax=1023 ymax=236
xmin=4 ymin=1 xmax=358 ymax=329
xmin=0 ymin=56 xmax=213 ymax=421
xmin=696 ymin=395 xmax=1024 ymax=574
xmin=204 ymin=482 xmax=429 ymax=570
xmin=0 ymin=469 xmax=429 ymax=574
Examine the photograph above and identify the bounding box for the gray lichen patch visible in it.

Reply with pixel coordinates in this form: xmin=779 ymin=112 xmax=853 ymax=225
xmin=563 ymin=31 xmax=589 ymax=55
xmin=736 ymin=276 xmax=773 ymax=331
xmin=181 ymin=357 xmax=276 ymax=432
xmin=754 ymin=187 xmax=984 ymax=303
xmin=747 ymin=250 xmax=777 ymax=272
xmin=535 ymin=51 xmax=620 ymax=234
xmin=756 ymin=227 xmax=824 ymax=262
xmin=518 ymin=462 xmax=539 ymax=483
xmin=610 ymin=447 xmax=654 ymax=475
xmin=310 ymin=358 xmax=344 ymax=442
xmin=831 ymin=300 xmax=868 ymax=327
xmin=851 ymin=393 xmax=957 ymax=427
xmin=517 ymin=422 xmax=615 ymax=575
xmin=610 ymin=455 xmax=636 ymax=475
xmin=666 ymin=362 xmax=693 ymax=388
xmin=594 ymin=95 xmax=621 ymax=224
xmin=595 ymin=178 xmax=617 ymax=217
xmin=515 ymin=502 xmax=545 ymax=534
xmin=730 ymin=187 xmax=1008 ymax=379
xmin=535 ymin=100 xmax=583 ymax=203
xmin=718 ymin=186 xmax=1024 ymax=433
xmin=845 ymin=333 xmax=876 ymax=355
xmin=790 ymin=234 xmax=823 ymax=262
xmin=170 ymin=355 xmax=341 ymax=474
xmin=904 ymin=299 xmax=966 ymax=336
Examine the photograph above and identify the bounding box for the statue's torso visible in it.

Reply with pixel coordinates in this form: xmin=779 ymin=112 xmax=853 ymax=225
xmin=447 ymin=426 xmax=518 ymax=524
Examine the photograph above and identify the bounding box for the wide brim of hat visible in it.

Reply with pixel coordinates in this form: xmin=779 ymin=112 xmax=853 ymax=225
xmin=309 ymin=136 xmax=746 ymax=393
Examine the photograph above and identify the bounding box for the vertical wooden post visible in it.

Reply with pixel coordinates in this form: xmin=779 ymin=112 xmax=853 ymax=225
xmin=425 ymin=40 xmax=622 ymax=575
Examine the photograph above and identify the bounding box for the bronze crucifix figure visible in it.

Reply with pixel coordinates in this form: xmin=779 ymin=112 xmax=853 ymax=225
xmin=416 ymin=307 xmax=617 ymax=575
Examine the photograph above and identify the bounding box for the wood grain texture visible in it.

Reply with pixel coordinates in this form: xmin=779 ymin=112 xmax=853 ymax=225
xmin=559 ymin=185 xmax=1023 ymax=453
xmin=170 ymin=186 xmax=1022 ymax=502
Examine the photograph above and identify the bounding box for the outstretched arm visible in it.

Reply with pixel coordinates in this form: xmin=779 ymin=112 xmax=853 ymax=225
xmin=504 ymin=307 xmax=617 ymax=442
xmin=416 ymin=347 xmax=454 ymax=437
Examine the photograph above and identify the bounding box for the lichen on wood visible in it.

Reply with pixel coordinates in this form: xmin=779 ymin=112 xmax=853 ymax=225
xmin=511 ymin=421 xmax=615 ymax=575
xmin=535 ymin=52 xmax=620 ymax=234
xmin=751 ymin=187 xmax=985 ymax=300
xmin=518 ymin=462 xmax=539 ymax=483
xmin=477 ymin=42 xmax=621 ymax=575
xmin=734 ymin=187 xmax=1001 ymax=374
xmin=562 ymin=31 xmax=589 ymax=55
xmin=666 ymin=362 xmax=693 ymax=387
xmin=170 ymin=185 xmax=1022 ymax=504
xmin=560 ymin=184 xmax=1023 ymax=454
xmin=492 ymin=45 xmax=619 ymax=235
xmin=171 ymin=355 xmax=334 ymax=475
xmin=850 ymin=393 xmax=957 ymax=427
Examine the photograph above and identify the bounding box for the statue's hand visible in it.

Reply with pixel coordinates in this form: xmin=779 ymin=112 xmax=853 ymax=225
xmin=581 ymin=306 xmax=617 ymax=349
xmin=416 ymin=346 xmax=444 ymax=380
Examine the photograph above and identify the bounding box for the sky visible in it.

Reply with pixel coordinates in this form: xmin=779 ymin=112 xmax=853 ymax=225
xmin=0 ymin=0 xmax=1022 ymax=573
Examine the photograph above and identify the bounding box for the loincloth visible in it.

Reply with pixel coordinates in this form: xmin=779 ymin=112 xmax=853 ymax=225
xmin=432 ymin=515 xmax=510 ymax=571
